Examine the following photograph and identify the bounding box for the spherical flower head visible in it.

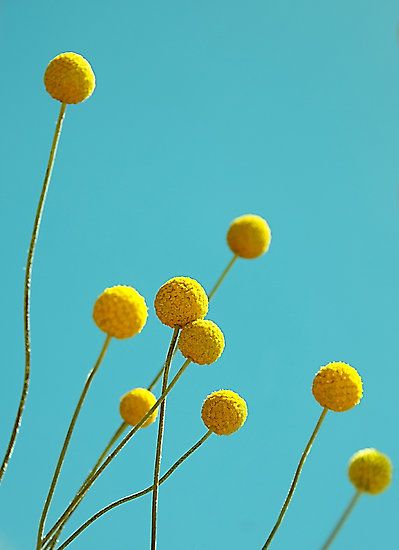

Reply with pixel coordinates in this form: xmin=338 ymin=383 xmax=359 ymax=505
xmin=119 ymin=388 xmax=158 ymax=427
xmin=93 ymin=285 xmax=148 ymax=339
xmin=227 ymin=214 xmax=271 ymax=259
xmin=348 ymin=448 xmax=392 ymax=494
xmin=201 ymin=390 xmax=247 ymax=435
xmin=312 ymin=361 xmax=363 ymax=412
xmin=154 ymin=276 xmax=208 ymax=328
xmin=178 ymin=319 xmax=225 ymax=365
xmin=44 ymin=52 xmax=95 ymax=104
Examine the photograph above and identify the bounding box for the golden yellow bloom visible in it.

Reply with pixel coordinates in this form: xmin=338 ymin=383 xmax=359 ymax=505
xmin=44 ymin=52 xmax=95 ymax=104
xmin=119 ymin=388 xmax=158 ymax=427
xmin=93 ymin=285 xmax=148 ymax=339
xmin=154 ymin=276 xmax=208 ymax=328
xmin=178 ymin=319 xmax=225 ymax=365
xmin=312 ymin=361 xmax=363 ymax=412
xmin=348 ymin=448 xmax=392 ymax=494
xmin=227 ymin=214 xmax=271 ymax=259
xmin=201 ymin=390 xmax=247 ymax=435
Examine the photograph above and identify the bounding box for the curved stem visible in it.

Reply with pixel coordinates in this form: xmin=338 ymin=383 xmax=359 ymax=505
xmin=56 ymin=430 xmax=212 ymax=550
xmin=320 ymin=491 xmax=361 ymax=550
xmin=43 ymin=421 xmax=127 ymax=548
xmin=151 ymin=326 xmax=180 ymax=550
xmin=47 ymin=357 xmax=192 ymax=544
xmin=262 ymin=407 xmax=328 ymax=549
xmin=36 ymin=335 xmax=112 ymax=549
xmin=208 ymin=254 xmax=238 ymax=300
xmin=0 ymin=102 xmax=67 ymax=484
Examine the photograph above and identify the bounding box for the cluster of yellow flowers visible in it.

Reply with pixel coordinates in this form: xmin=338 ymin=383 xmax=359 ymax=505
xmin=0 ymin=51 xmax=393 ymax=550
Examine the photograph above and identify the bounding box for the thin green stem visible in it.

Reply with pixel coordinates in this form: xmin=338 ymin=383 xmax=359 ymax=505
xmin=207 ymin=254 xmax=238 ymax=300
xmin=46 ymin=357 xmax=192 ymax=544
xmin=0 ymin=102 xmax=67 ymax=484
xmin=43 ymin=421 xmax=127 ymax=549
xmin=151 ymin=326 xmax=180 ymax=550
xmin=56 ymin=430 xmax=212 ymax=550
xmin=320 ymin=491 xmax=361 ymax=550
xmin=36 ymin=334 xmax=112 ymax=549
xmin=262 ymin=407 xmax=328 ymax=549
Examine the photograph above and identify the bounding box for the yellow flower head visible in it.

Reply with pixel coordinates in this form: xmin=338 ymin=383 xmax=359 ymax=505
xmin=154 ymin=276 xmax=208 ymax=328
xmin=93 ymin=285 xmax=148 ymax=339
xmin=178 ymin=319 xmax=225 ymax=365
xmin=201 ymin=390 xmax=247 ymax=435
xmin=44 ymin=52 xmax=95 ymax=104
xmin=348 ymin=448 xmax=392 ymax=495
xmin=227 ymin=214 xmax=271 ymax=259
xmin=312 ymin=361 xmax=363 ymax=412
xmin=119 ymin=388 xmax=158 ymax=427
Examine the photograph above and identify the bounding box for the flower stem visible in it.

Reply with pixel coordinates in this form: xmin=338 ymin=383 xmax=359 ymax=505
xmin=36 ymin=334 xmax=112 ymax=549
xmin=320 ymin=491 xmax=361 ymax=550
xmin=0 ymin=102 xmax=67 ymax=484
xmin=262 ymin=407 xmax=328 ymax=549
xmin=45 ymin=357 xmax=192 ymax=545
xmin=150 ymin=326 xmax=180 ymax=550
xmin=56 ymin=430 xmax=212 ymax=550
xmin=207 ymin=254 xmax=238 ymax=300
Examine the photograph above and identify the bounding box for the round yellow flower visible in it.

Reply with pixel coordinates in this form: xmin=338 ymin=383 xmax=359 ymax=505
xmin=154 ymin=276 xmax=208 ymax=328
xmin=44 ymin=52 xmax=95 ymax=104
xmin=348 ymin=448 xmax=392 ymax=494
xmin=312 ymin=361 xmax=363 ymax=412
xmin=178 ymin=319 xmax=225 ymax=365
xmin=119 ymin=388 xmax=158 ymax=427
xmin=227 ymin=214 xmax=271 ymax=259
xmin=201 ymin=390 xmax=247 ymax=435
xmin=93 ymin=285 xmax=148 ymax=339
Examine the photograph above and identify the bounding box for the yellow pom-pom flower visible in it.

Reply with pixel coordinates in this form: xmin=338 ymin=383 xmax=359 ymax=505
xmin=178 ymin=319 xmax=225 ymax=365
xmin=348 ymin=448 xmax=392 ymax=495
xmin=93 ymin=285 xmax=148 ymax=339
xmin=227 ymin=214 xmax=271 ymax=259
xmin=312 ymin=361 xmax=363 ymax=412
xmin=154 ymin=276 xmax=208 ymax=328
xmin=119 ymin=388 xmax=158 ymax=427
xmin=44 ymin=52 xmax=96 ymax=104
xmin=201 ymin=390 xmax=247 ymax=435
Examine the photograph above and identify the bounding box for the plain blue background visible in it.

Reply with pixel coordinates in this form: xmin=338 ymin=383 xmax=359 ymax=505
xmin=0 ymin=1 xmax=398 ymax=549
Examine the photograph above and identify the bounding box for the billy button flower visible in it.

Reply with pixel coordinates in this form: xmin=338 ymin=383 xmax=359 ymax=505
xmin=44 ymin=52 xmax=96 ymax=104
xmin=201 ymin=390 xmax=247 ymax=435
xmin=37 ymin=285 xmax=147 ymax=548
xmin=262 ymin=361 xmax=363 ymax=549
xmin=178 ymin=320 xmax=225 ymax=365
xmin=120 ymin=388 xmax=158 ymax=428
xmin=321 ymin=449 xmax=392 ymax=549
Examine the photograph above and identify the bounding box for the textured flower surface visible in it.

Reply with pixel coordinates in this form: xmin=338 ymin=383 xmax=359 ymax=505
xmin=93 ymin=285 xmax=148 ymax=339
xmin=348 ymin=448 xmax=392 ymax=494
xmin=312 ymin=361 xmax=363 ymax=412
xmin=178 ymin=319 xmax=225 ymax=365
xmin=119 ymin=388 xmax=158 ymax=427
xmin=44 ymin=52 xmax=96 ymax=104
xmin=227 ymin=214 xmax=271 ymax=259
xmin=201 ymin=390 xmax=247 ymax=435
xmin=154 ymin=276 xmax=208 ymax=328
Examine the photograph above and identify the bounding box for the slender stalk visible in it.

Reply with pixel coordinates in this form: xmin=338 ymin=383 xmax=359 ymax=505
xmin=208 ymin=254 xmax=238 ymax=300
xmin=43 ymin=421 xmax=127 ymax=548
xmin=56 ymin=431 xmax=212 ymax=550
xmin=46 ymin=357 xmax=192 ymax=545
xmin=262 ymin=407 xmax=328 ymax=549
xmin=320 ymin=491 xmax=361 ymax=550
xmin=36 ymin=335 xmax=112 ymax=549
xmin=0 ymin=102 xmax=67 ymax=484
xmin=151 ymin=326 xmax=180 ymax=550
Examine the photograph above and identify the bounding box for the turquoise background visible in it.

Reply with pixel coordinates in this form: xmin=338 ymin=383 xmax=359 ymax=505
xmin=0 ymin=1 xmax=398 ymax=549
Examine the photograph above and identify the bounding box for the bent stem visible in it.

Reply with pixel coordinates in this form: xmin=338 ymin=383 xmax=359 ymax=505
xmin=0 ymin=102 xmax=67 ymax=484
xmin=320 ymin=491 xmax=361 ymax=550
xmin=36 ymin=334 xmax=112 ymax=549
xmin=43 ymin=421 xmax=127 ymax=549
xmin=151 ymin=326 xmax=180 ymax=550
xmin=56 ymin=430 xmax=212 ymax=550
xmin=46 ymin=357 xmax=192 ymax=544
xmin=262 ymin=407 xmax=328 ymax=550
